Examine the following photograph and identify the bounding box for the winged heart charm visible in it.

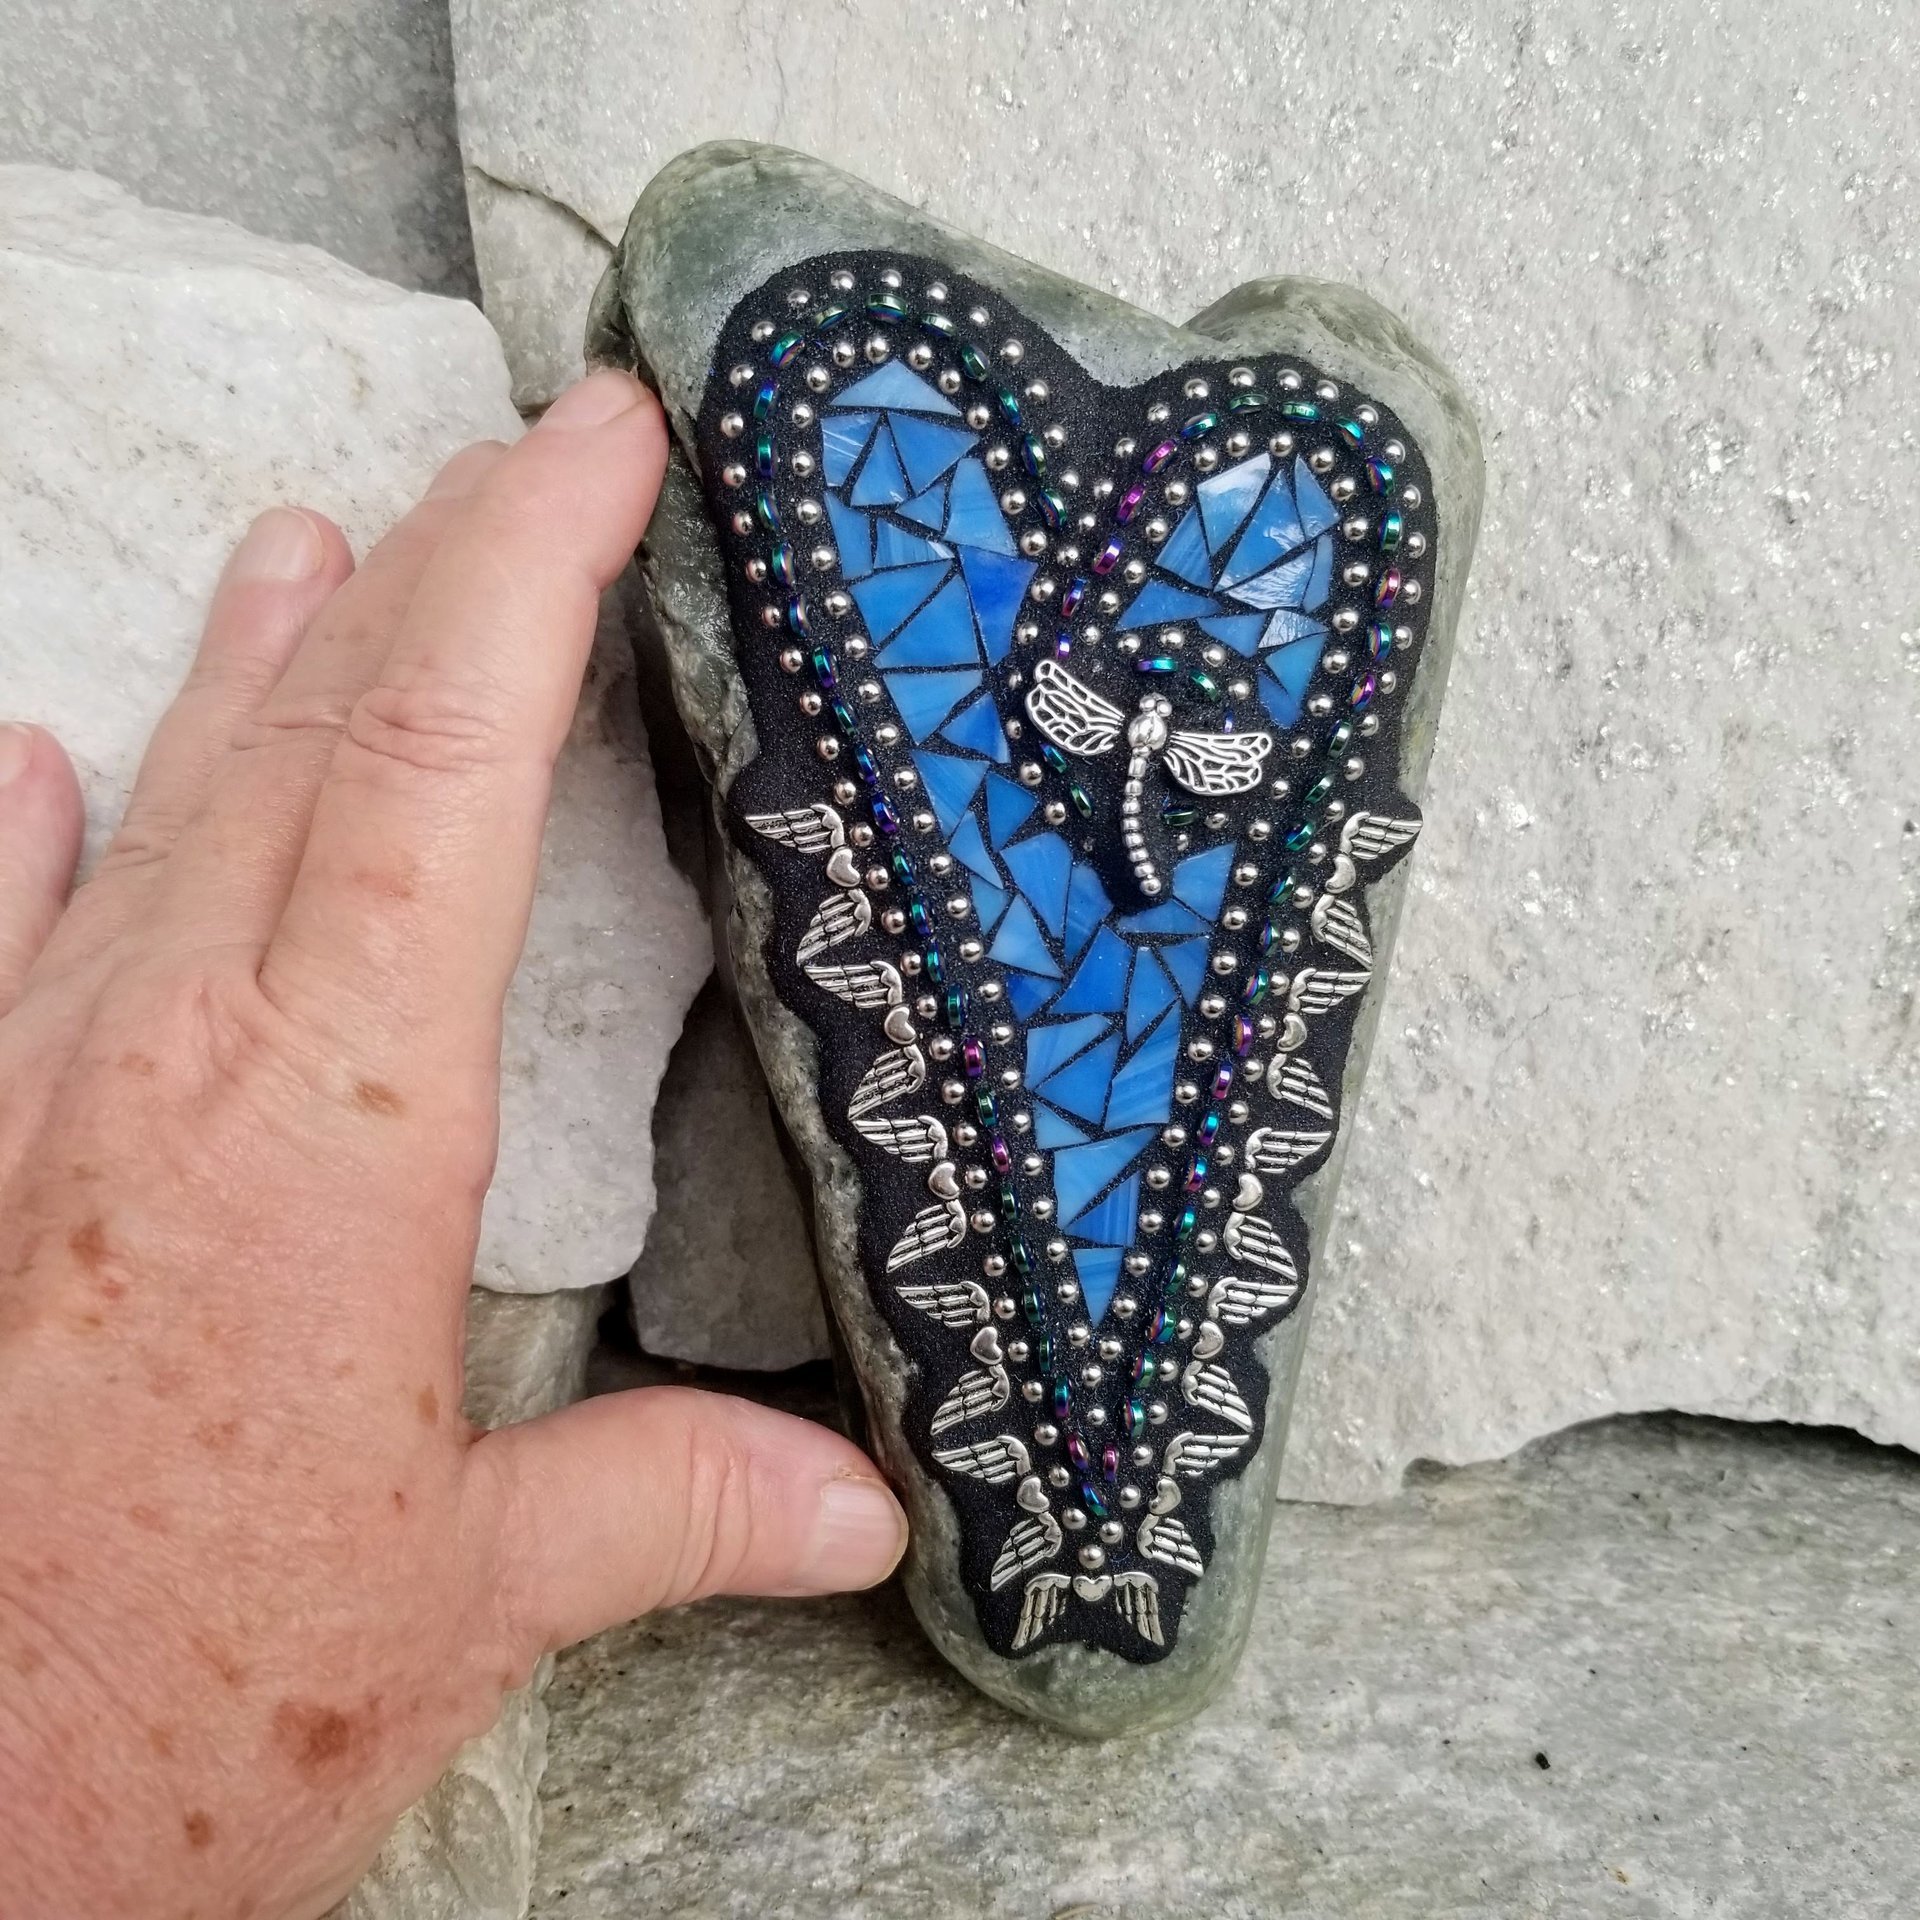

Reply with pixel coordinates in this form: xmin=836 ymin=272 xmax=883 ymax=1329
xmin=593 ymin=142 xmax=1480 ymax=1731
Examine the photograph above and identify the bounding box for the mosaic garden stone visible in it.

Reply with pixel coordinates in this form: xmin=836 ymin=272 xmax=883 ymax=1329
xmin=591 ymin=142 xmax=1482 ymax=1733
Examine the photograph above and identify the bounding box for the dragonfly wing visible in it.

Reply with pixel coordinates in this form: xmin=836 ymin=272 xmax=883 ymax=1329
xmin=1025 ymin=658 xmax=1124 ymax=757
xmin=1162 ymin=729 xmax=1273 ymax=796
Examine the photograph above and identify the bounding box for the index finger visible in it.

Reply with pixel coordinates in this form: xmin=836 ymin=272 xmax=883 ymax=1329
xmin=257 ymin=370 xmax=667 ymax=1077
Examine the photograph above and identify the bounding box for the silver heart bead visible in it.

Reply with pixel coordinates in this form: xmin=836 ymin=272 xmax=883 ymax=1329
xmin=1071 ymin=1574 xmax=1114 ymax=1604
xmin=927 ymin=1161 xmax=960 ymax=1199
xmin=1015 ymin=1474 xmax=1048 ymax=1515
xmin=825 ymin=845 xmax=862 ymax=888
xmin=1233 ymin=1173 xmax=1263 ymax=1213
xmin=970 ymin=1325 xmax=1003 ymax=1366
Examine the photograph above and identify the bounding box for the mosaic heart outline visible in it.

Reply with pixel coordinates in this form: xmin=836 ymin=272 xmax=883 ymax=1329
xmin=696 ymin=252 xmax=1436 ymax=1662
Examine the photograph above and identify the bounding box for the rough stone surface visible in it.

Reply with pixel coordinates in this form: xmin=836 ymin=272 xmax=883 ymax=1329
xmin=0 ymin=166 xmax=711 ymax=1296
xmin=454 ymin=4 xmax=1920 ymax=1493
xmin=593 ymin=142 xmax=1483 ymax=1733
xmin=2 ymin=0 xmax=476 ymax=297
xmin=533 ymin=1413 xmax=1920 ymax=1919
xmin=331 ymin=1287 xmax=604 ymax=1920
xmin=628 ymin=979 xmax=829 ymax=1372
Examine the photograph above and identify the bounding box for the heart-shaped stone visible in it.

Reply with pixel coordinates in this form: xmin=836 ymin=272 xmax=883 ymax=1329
xmin=594 ymin=141 xmax=1480 ymax=1735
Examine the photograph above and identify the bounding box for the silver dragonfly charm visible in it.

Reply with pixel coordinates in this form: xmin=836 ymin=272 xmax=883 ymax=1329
xmin=1023 ymin=657 xmax=1273 ymax=896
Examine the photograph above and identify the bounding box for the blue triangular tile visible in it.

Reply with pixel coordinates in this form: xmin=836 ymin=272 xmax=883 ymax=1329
xmin=1161 ymin=937 xmax=1210 ymax=1002
xmin=1198 ymin=612 xmax=1269 ymax=656
xmin=829 ymin=361 xmax=964 ymax=415
xmin=1071 ymin=1246 xmax=1127 ymax=1322
xmin=1222 ymin=544 xmax=1316 ymax=612
xmin=1031 ymin=1102 xmax=1089 ymax=1149
xmin=890 ymin=414 xmax=977 ymax=493
xmin=849 ymin=420 xmax=912 ymax=507
xmin=872 ymin=518 xmax=952 ymax=571
xmin=1117 ymin=900 xmax=1209 ymax=936
xmin=1062 ymin=862 xmax=1112 ymax=962
xmin=1294 ymin=453 xmax=1339 ymax=538
xmin=1156 ymin=503 xmax=1213 ymax=588
xmin=1052 ymin=1128 xmax=1155 ymax=1227
xmin=1003 ymin=971 xmax=1056 ymax=1019
xmin=1260 ymin=633 xmax=1327 ymax=726
xmin=1303 ymin=530 xmax=1334 ymax=611
xmin=986 ymin=896 xmax=1061 ymax=979
xmin=1104 ymin=1006 xmax=1181 ymax=1129
xmin=1171 ymin=843 xmax=1236 ymax=920
xmin=1025 ymin=1014 xmax=1112 ymax=1086
xmin=820 ymin=410 xmax=877 ymax=487
xmin=1051 ymin=925 xmax=1132 ymax=1015
xmin=1219 ymin=465 xmax=1306 ymax=588
xmin=939 ymin=692 xmax=1010 ymax=762
xmin=898 ymin=478 xmax=949 ymax=530
xmin=971 ymin=875 xmax=1009 ymax=933
xmin=880 ymin=575 xmax=980 ymax=667
xmin=849 ymin=559 xmax=949 ymax=642
xmin=912 ymin=750 xmax=988 ymax=837
xmin=1036 ymin=1032 xmax=1120 ymax=1124
xmin=985 ymin=772 xmax=1037 ymax=847
xmin=883 ymin=668 xmax=980 ymax=741
xmin=1115 ymin=577 xmax=1220 ymax=631
xmin=1198 ymin=452 xmax=1272 ymax=555
xmin=825 ymin=491 xmax=872 ymax=579
xmin=1063 ymin=1171 xmax=1140 ymax=1246
xmin=941 ymin=458 xmax=1017 ymax=556
xmin=1259 ymin=609 xmax=1327 ymax=650
xmin=955 ymin=546 xmax=1036 ymax=665
xmin=947 ymin=810 xmax=999 ymax=884
xmin=1125 ymin=949 xmax=1178 ymax=1042
xmin=1001 ymin=831 xmax=1073 ymax=938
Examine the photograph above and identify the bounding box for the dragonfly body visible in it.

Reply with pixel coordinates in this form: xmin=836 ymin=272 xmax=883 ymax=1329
xmin=1024 ymin=659 xmax=1273 ymax=897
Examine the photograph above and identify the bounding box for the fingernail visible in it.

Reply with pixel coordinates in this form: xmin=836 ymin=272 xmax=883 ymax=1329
xmin=535 ymin=367 xmax=645 ymax=432
xmin=0 ymin=724 xmax=34 ymax=788
xmin=228 ymin=508 xmax=324 ymax=583
xmin=798 ymin=1476 xmax=909 ymax=1594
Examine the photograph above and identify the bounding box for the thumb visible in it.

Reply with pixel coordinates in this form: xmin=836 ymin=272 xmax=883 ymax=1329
xmin=469 ymin=1386 xmax=909 ymax=1657
xmin=0 ymin=725 xmax=84 ymax=1018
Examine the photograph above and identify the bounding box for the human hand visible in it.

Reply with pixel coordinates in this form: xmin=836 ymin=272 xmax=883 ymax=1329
xmin=0 ymin=368 xmax=906 ymax=1920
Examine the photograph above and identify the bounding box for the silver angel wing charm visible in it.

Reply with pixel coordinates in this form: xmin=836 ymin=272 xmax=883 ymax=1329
xmin=990 ymin=1511 xmax=1064 ymax=1589
xmin=847 ymin=1044 xmax=926 ymax=1117
xmin=853 ymin=1112 xmax=948 ymax=1162
xmin=745 ymin=802 xmax=845 ymax=855
xmin=1287 ymin=966 xmax=1372 ymax=1017
xmin=1025 ymin=657 xmax=1126 ymax=757
xmin=885 ymin=1197 xmax=967 ymax=1272
xmin=1207 ymin=1270 xmax=1301 ymax=1327
xmin=1310 ymin=891 xmax=1373 ymax=965
xmin=894 ymin=1278 xmax=990 ymax=1327
xmin=1109 ymin=1570 xmax=1166 ymax=1647
xmin=1181 ymin=1359 xmax=1254 ymax=1432
xmin=1011 ymin=1572 xmax=1072 ymax=1649
xmin=796 ymin=889 xmax=872 ymax=962
xmin=1163 ymin=1430 xmax=1248 ymax=1478
xmin=1221 ymin=1211 xmax=1299 ymax=1284
xmin=934 ymin=1434 xmax=1032 ymax=1486
xmin=804 ymin=958 xmax=905 ymax=1009
xmin=1160 ymin=727 xmax=1274 ymax=797
xmin=1244 ymin=1126 xmax=1333 ymax=1175
xmin=1137 ymin=1511 xmax=1206 ymax=1578
xmin=1341 ymin=810 xmax=1421 ymax=867
xmin=929 ymin=1362 xmax=1011 ymax=1435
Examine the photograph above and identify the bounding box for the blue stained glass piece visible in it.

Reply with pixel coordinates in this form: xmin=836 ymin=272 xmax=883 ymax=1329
xmin=898 ymin=479 xmax=949 ymax=530
xmin=1303 ymin=531 xmax=1335 ymax=611
xmin=1219 ymin=464 xmax=1306 ymax=588
xmin=1052 ymin=925 xmax=1132 ymax=1015
xmin=939 ymin=692 xmax=1010 ymax=762
xmin=829 ymin=361 xmax=964 ymax=415
xmin=1294 ymin=453 xmax=1339 ymax=538
xmin=1117 ymin=900 xmax=1209 ymax=936
xmin=955 ymin=546 xmax=1037 ymax=665
xmin=890 ymin=413 xmax=977 ymax=492
xmin=1223 ymin=544 xmax=1315 ymax=612
xmin=883 ymin=668 xmax=981 ymax=741
xmin=1171 ymin=843 xmax=1236 ymax=920
xmin=1064 ymin=1171 xmax=1140 ymax=1246
xmin=946 ymin=810 xmax=999 ymax=883
xmin=825 ymin=492 xmax=872 ymax=579
xmin=1072 ymin=1247 xmax=1127 ymax=1321
xmin=1161 ymin=937 xmax=1210 ymax=1002
xmin=1104 ymin=1007 xmax=1181 ymax=1128
xmin=1261 ymin=633 xmax=1327 ymax=726
xmin=1197 ymin=612 xmax=1269 ymax=656
xmin=1155 ymin=504 xmax=1213 ymax=588
xmin=849 ymin=421 xmax=912 ymax=507
xmin=984 ymin=771 xmax=1038 ymax=847
xmin=1024 ymin=1014 xmax=1112 ymax=1086
xmin=1031 ymin=1102 xmax=1089 ymax=1149
xmin=872 ymin=519 xmax=952 ymax=571
xmin=1125 ymin=949 xmax=1178 ymax=1042
xmin=1001 ymin=832 xmax=1073 ymax=937
xmin=849 ymin=560 xmax=948 ymax=642
xmin=942 ymin=458 xmax=1018 ymax=555
xmin=911 ymin=751 xmax=988 ymax=837
xmin=1035 ymin=1032 xmax=1120 ymax=1124
xmin=1052 ymin=1128 xmax=1155 ymax=1227
xmin=987 ymin=896 xmax=1061 ymax=979
xmin=1259 ymin=609 xmax=1327 ymax=650
xmin=971 ymin=876 xmax=1010 ymax=933
xmin=880 ymin=576 xmax=979 ymax=667
xmin=1003 ymin=972 xmax=1057 ymax=1019
xmin=1197 ymin=452 xmax=1272 ymax=554
xmin=1062 ymin=862 xmax=1113 ymax=962
xmin=820 ymin=411 xmax=877 ymax=486
xmin=1115 ymin=577 xmax=1221 ymax=631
